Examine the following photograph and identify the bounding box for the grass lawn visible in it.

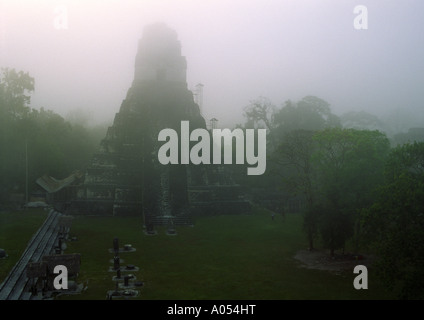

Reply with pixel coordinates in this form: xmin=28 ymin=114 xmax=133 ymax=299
xmin=0 ymin=208 xmax=49 ymax=283
xmin=57 ymin=208 xmax=394 ymax=300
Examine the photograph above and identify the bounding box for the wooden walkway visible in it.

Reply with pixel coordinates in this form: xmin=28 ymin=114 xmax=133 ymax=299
xmin=0 ymin=210 xmax=63 ymax=300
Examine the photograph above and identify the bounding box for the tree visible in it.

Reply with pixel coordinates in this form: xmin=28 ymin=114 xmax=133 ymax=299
xmin=0 ymin=68 xmax=104 ymax=206
xmin=273 ymin=96 xmax=340 ymax=136
xmin=243 ymin=96 xmax=277 ymax=150
xmin=362 ymin=142 xmax=424 ymax=299
xmin=340 ymin=110 xmax=387 ymax=132
xmin=313 ymin=128 xmax=390 ymax=255
xmin=0 ymin=68 xmax=34 ymax=202
xmin=0 ymin=68 xmax=34 ymax=119
xmin=269 ymin=97 xmax=341 ymax=250
xmin=273 ymin=130 xmax=318 ymax=250
xmin=392 ymin=127 xmax=424 ymax=146
xmin=243 ymin=96 xmax=276 ymax=130
xmin=383 ymin=107 xmax=424 ymax=137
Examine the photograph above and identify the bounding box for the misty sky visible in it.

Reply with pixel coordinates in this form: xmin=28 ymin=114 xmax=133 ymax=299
xmin=1 ymin=0 xmax=423 ymax=128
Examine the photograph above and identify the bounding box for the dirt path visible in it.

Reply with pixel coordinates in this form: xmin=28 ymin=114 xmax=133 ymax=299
xmin=294 ymin=249 xmax=374 ymax=274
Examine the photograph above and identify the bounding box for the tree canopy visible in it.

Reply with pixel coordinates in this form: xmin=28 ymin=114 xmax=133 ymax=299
xmin=0 ymin=68 xmax=105 ymax=206
xmin=240 ymin=94 xmax=423 ymax=299
xmin=362 ymin=142 xmax=424 ymax=299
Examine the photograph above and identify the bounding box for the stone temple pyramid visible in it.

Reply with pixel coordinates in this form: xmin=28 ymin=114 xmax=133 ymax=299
xmin=69 ymin=23 xmax=250 ymax=226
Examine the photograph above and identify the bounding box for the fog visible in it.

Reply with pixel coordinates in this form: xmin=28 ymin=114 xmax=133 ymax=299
xmin=1 ymin=0 xmax=423 ymax=128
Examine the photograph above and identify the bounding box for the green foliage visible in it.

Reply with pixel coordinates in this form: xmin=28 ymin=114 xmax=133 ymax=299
xmin=318 ymin=204 xmax=354 ymax=255
xmin=362 ymin=142 xmax=424 ymax=299
xmin=340 ymin=110 xmax=386 ymax=132
xmin=0 ymin=68 xmax=105 ymax=205
xmin=241 ymin=96 xmax=342 ymax=250
xmin=273 ymin=96 xmax=341 ymax=137
xmin=392 ymin=127 xmax=424 ymax=146
xmin=240 ymin=95 xmax=400 ymax=259
xmin=312 ymin=128 xmax=390 ymax=254
xmin=274 ymin=130 xmax=316 ymax=197
xmin=313 ymin=128 xmax=389 ymax=203
xmin=0 ymin=68 xmax=34 ymax=119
